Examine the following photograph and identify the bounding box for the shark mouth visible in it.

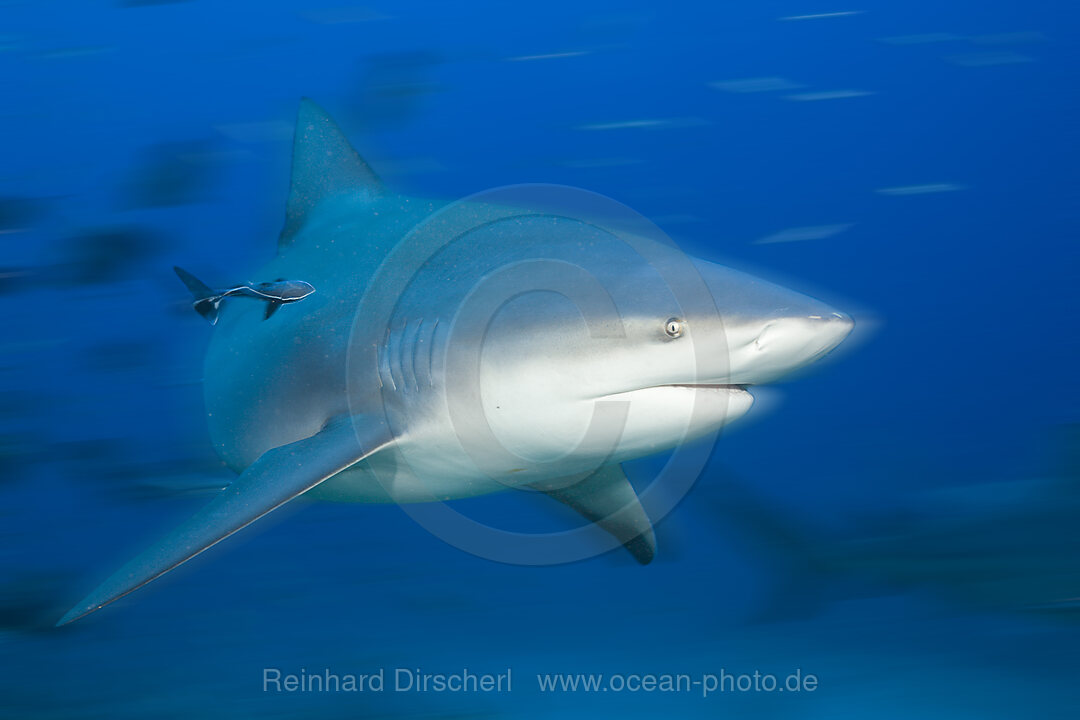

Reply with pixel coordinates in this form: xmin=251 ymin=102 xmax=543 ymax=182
xmin=597 ymin=383 xmax=751 ymax=402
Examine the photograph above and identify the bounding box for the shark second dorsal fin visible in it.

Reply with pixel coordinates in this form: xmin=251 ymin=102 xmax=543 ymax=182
xmin=279 ymin=98 xmax=383 ymax=250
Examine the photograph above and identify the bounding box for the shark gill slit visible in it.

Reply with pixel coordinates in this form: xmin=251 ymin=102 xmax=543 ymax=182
xmin=401 ymin=318 xmax=423 ymax=394
xmin=425 ymin=317 xmax=439 ymax=388
xmin=373 ymin=342 xmax=383 ymax=390
xmin=406 ymin=318 xmax=425 ymax=394
xmin=379 ymin=328 xmax=397 ymax=392
xmin=388 ymin=319 xmax=406 ymax=393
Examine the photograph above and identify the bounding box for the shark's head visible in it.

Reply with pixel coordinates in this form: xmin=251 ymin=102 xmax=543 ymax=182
xmin=679 ymin=256 xmax=855 ymax=387
xmin=458 ymin=236 xmax=854 ymax=474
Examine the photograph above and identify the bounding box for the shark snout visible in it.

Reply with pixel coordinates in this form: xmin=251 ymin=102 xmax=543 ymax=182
xmin=754 ymin=311 xmax=853 ymax=353
xmin=686 ymin=259 xmax=855 ymax=386
xmin=738 ymin=310 xmax=853 ymax=383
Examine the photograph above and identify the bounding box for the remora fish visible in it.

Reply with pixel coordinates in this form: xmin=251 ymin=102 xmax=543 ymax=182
xmin=174 ymin=266 xmax=315 ymax=324
xmin=57 ymin=99 xmax=854 ymax=625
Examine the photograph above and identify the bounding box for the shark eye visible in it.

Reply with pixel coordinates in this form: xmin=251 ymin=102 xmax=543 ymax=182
xmin=664 ymin=318 xmax=684 ymax=338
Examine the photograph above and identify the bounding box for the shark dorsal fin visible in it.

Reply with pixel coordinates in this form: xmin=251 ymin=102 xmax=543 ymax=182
xmin=279 ymin=98 xmax=383 ymax=250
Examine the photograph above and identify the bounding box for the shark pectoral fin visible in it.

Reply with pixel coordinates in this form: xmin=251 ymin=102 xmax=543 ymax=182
xmin=264 ymin=300 xmax=282 ymax=320
xmin=56 ymin=415 xmax=394 ymax=626
xmin=532 ymin=465 xmax=656 ymax=565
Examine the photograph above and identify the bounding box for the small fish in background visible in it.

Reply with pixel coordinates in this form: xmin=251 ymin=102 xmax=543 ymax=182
xmin=174 ymin=266 xmax=315 ymax=324
xmin=709 ymin=76 xmax=805 ymax=93
xmin=876 ymin=183 xmax=967 ymax=196
xmin=754 ymin=223 xmax=854 ymax=245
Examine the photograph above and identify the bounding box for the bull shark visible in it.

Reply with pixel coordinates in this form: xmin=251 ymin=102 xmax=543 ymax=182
xmin=57 ymin=99 xmax=854 ymax=625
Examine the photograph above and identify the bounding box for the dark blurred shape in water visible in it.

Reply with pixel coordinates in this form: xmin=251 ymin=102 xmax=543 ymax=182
xmin=47 ymin=435 xmax=229 ymax=503
xmin=121 ymin=140 xmax=221 ymax=209
xmin=0 ymin=572 xmax=69 ymax=634
xmin=710 ymin=426 xmax=1080 ymax=622
xmin=0 ymin=268 xmax=35 ymax=295
xmin=83 ymin=340 xmax=156 ymax=375
xmin=0 ymin=433 xmax=41 ymax=486
xmin=0 ymin=391 xmax=43 ymax=423
xmin=348 ymin=52 xmax=443 ymax=132
xmin=0 ymin=394 xmax=47 ymax=484
xmin=51 ymin=437 xmax=128 ymax=476
xmin=99 ymin=456 xmax=230 ymax=503
xmin=50 ymin=226 xmax=169 ymax=286
xmin=0 ymin=196 xmax=49 ymax=233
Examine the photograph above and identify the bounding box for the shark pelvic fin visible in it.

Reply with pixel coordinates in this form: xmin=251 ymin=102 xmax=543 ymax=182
xmin=279 ymin=98 xmax=383 ymax=250
xmin=532 ymin=464 xmax=656 ymax=565
xmin=56 ymin=415 xmax=395 ymax=626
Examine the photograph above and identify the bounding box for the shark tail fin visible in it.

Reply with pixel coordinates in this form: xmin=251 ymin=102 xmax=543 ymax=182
xmin=174 ymin=266 xmax=222 ymax=325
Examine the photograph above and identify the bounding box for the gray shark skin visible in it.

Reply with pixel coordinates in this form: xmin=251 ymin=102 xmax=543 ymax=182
xmin=57 ymin=99 xmax=854 ymax=625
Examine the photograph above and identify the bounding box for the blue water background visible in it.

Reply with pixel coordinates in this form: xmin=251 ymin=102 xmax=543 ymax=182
xmin=1 ymin=1 xmax=1077 ymax=717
